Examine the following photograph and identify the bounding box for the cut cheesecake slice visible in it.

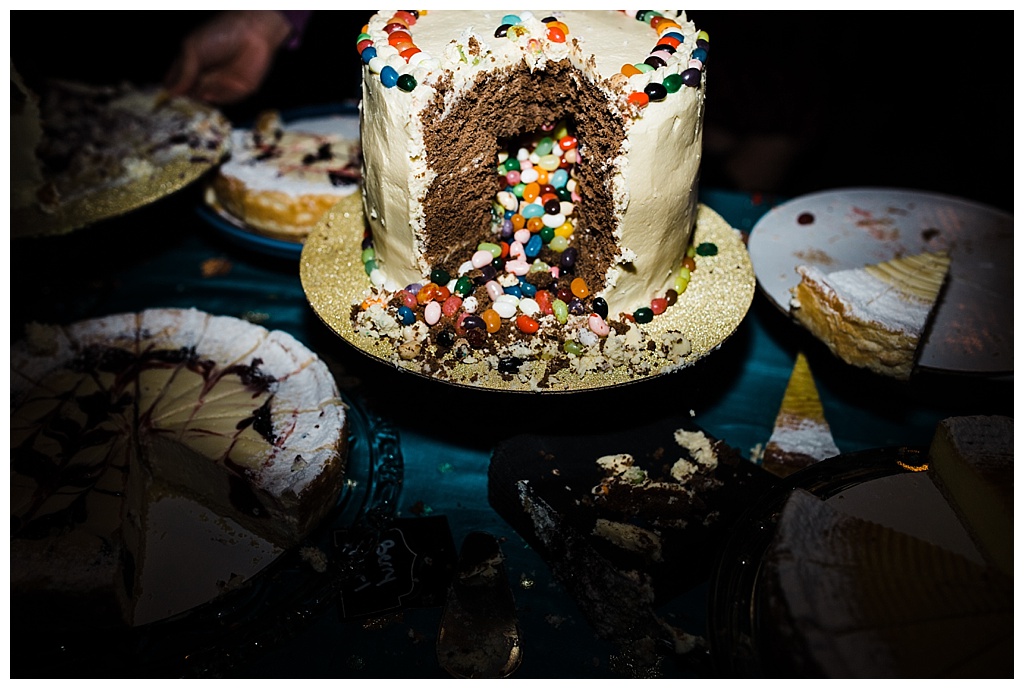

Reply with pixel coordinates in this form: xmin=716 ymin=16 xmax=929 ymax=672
xmin=789 ymin=251 xmax=951 ymax=380
xmin=927 ymin=415 xmax=1013 ymax=577
xmin=762 ymin=351 xmax=840 ymax=478
xmin=10 ymin=308 xmax=349 ymax=627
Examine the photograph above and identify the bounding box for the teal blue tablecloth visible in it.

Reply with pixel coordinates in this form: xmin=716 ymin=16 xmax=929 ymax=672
xmin=10 ymin=185 xmax=1011 ymax=678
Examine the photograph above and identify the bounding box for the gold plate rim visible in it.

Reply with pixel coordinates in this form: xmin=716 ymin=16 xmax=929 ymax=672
xmin=300 ymin=196 xmax=755 ymax=393
xmin=12 ymin=101 xmax=230 ymax=240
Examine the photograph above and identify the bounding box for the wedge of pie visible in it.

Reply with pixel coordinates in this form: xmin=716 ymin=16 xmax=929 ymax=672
xmin=928 ymin=415 xmax=1013 ymax=577
xmin=789 ymin=250 xmax=951 ymax=380
xmin=762 ymin=351 xmax=840 ymax=478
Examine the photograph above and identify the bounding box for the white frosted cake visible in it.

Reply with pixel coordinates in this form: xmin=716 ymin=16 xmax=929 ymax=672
xmin=10 ymin=309 xmax=349 ymax=627
xmin=357 ymin=10 xmax=707 ymax=309
xmin=344 ymin=10 xmax=722 ymax=386
xmin=207 ymin=110 xmax=362 ymax=242
xmin=789 ymin=251 xmax=951 ymax=380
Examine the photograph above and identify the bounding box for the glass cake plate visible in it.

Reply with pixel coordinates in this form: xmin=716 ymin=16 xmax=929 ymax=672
xmin=10 ymin=388 xmax=403 ymax=679
xmin=300 ymin=197 xmax=756 ymax=393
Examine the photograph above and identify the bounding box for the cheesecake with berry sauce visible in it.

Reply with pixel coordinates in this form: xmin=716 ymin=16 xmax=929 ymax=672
xmin=10 ymin=309 xmax=348 ymax=628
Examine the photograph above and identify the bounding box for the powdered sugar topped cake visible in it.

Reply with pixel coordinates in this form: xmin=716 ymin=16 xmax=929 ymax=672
xmin=789 ymin=251 xmax=951 ymax=380
xmin=10 ymin=308 xmax=348 ymax=627
xmin=207 ymin=110 xmax=362 ymax=242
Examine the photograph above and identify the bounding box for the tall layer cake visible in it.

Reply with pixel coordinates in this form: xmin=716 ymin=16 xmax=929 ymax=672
xmin=347 ymin=10 xmax=713 ymax=385
xmin=360 ymin=9 xmax=706 ymax=316
xmin=10 ymin=309 xmax=349 ymax=627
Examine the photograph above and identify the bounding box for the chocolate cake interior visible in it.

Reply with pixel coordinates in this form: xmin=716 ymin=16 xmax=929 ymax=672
xmin=420 ymin=60 xmax=624 ymax=293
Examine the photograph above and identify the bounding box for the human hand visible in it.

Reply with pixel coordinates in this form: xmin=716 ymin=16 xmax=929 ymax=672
xmin=163 ymin=10 xmax=293 ymax=105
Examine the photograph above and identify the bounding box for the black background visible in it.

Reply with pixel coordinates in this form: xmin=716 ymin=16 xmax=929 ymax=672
xmin=11 ymin=10 xmax=1013 ymax=213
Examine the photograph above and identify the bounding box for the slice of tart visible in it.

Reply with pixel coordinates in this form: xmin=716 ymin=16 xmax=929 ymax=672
xmin=927 ymin=415 xmax=1013 ymax=577
xmin=10 ymin=308 xmax=349 ymax=628
xmin=762 ymin=351 xmax=840 ymax=478
xmin=789 ymin=251 xmax=951 ymax=380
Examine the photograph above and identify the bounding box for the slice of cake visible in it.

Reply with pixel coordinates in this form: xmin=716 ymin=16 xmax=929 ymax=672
xmin=927 ymin=415 xmax=1013 ymax=577
xmin=759 ymin=488 xmax=1012 ymax=678
xmin=762 ymin=351 xmax=840 ymax=478
xmin=206 ymin=110 xmax=362 ymax=243
xmin=789 ymin=250 xmax=951 ymax=380
xmin=489 ymin=415 xmax=776 ymax=669
xmin=10 ymin=309 xmax=349 ymax=628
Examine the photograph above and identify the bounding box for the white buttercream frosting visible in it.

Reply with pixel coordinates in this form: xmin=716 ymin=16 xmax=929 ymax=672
xmin=359 ymin=10 xmax=706 ymax=314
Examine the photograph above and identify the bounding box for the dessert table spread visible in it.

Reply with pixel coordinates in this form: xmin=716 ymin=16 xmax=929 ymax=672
xmin=10 ymin=184 xmax=1012 ymax=679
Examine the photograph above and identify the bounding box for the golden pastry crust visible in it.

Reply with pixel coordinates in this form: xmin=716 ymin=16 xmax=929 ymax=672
xmin=208 ymin=110 xmax=361 ymax=243
xmin=207 ymin=176 xmax=348 ymax=242
xmin=790 ymin=252 xmax=950 ymax=380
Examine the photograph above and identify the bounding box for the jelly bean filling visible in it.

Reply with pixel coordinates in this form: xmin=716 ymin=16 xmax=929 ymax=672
xmin=358 ymin=57 xmax=709 ymax=367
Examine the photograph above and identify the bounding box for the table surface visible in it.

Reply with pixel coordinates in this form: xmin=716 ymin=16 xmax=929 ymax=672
xmin=10 ymin=184 xmax=1013 ymax=679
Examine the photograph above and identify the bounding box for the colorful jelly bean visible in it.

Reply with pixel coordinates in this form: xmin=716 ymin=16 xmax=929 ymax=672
xmin=516 ymin=314 xmax=540 ymax=334
xmin=424 ymin=300 xmax=442 ymax=325
xmin=633 ymin=307 xmax=655 ymax=324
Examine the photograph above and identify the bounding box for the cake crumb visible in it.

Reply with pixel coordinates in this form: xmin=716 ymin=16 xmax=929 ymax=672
xmin=201 ymin=257 xmax=233 ymax=277
xmin=300 ymin=545 xmax=328 ymax=573
xmin=217 ymin=572 xmax=247 ymax=592
xmin=673 ymin=429 xmax=718 ymax=470
xmin=749 ymin=442 xmax=765 ymax=464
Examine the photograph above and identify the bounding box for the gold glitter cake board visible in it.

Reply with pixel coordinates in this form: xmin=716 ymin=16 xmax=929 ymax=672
xmin=13 ymin=157 xmax=224 ymax=239
xmin=301 ymin=195 xmax=755 ymax=393
xmin=12 ymin=96 xmax=230 ymax=240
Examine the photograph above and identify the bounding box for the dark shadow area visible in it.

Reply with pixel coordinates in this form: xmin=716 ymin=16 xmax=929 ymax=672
xmin=687 ymin=10 xmax=1014 ymax=213
xmin=12 ymin=10 xmax=1012 ymax=212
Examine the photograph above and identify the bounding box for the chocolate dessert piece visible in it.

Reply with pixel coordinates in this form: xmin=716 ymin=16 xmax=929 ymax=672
xmin=488 ymin=414 xmax=776 ymax=668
